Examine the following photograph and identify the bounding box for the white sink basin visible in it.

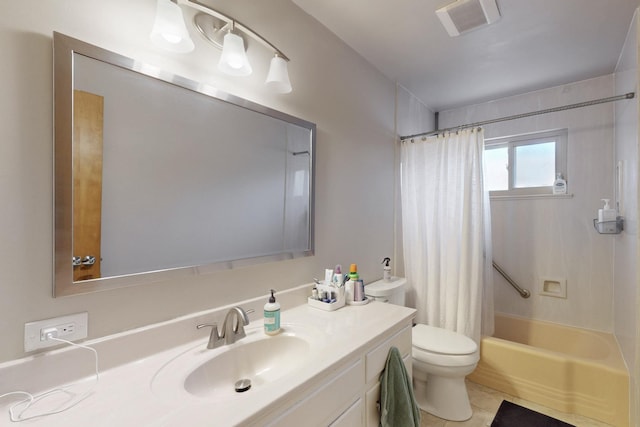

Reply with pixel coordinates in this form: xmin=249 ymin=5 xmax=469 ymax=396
xmin=151 ymin=324 xmax=323 ymax=403
xmin=184 ymin=334 xmax=310 ymax=398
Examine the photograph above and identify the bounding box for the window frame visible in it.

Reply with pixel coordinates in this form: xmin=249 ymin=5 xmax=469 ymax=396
xmin=484 ymin=129 xmax=568 ymax=197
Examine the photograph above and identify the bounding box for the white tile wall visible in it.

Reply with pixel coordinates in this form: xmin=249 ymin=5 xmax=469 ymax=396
xmin=614 ymin=9 xmax=639 ymax=426
xmin=439 ymin=75 xmax=617 ymax=332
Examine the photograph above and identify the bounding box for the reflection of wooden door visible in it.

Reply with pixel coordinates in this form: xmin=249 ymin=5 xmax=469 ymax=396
xmin=73 ymin=90 xmax=104 ymax=281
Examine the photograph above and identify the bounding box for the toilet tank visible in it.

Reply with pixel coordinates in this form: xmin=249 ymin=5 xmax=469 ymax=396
xmin=364 ymin=277 xmax=407 ymax=306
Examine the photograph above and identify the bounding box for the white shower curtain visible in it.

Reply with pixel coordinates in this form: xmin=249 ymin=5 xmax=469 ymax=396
xmin=400 ymin=128 xmax=493 ymax=343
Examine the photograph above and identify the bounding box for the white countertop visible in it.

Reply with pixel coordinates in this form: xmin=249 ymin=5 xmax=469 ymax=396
xmin=0 ymin=301 xmax=415 ymax=427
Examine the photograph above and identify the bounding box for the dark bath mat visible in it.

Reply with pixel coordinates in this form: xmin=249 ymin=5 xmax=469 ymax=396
xmin=491 ymin=400 xmax=575 ymax=427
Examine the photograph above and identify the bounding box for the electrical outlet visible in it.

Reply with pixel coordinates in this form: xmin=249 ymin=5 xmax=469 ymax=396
xmin=24 ymin=312 xmax=88 ymax=352
xmin=39 ymin=322 xmax=77 ymax=341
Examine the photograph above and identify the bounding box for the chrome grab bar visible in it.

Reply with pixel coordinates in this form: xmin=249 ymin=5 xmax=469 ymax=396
xmin=492 ymin=261 xmax=530 ymax=298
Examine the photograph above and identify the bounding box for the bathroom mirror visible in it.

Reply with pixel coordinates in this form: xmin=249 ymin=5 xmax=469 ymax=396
xmin=53 ymin=32 xmax=315 ymax=297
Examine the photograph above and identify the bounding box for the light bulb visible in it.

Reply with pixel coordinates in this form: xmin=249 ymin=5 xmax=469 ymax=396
xmin=150 ymin=0 xmax=194 ymax=53
xmin=218 ymin=32 xmax=252 ymax=76
xmin=265 ymin=55 xmax=292 ymax=93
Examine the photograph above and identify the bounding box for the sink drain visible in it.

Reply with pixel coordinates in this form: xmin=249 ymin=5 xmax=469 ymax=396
xmin=234 ymin=379 xmax=252 ymax=393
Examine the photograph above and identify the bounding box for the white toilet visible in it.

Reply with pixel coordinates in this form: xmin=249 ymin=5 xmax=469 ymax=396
xmin=365 ymin=277 xmax=479 ymax=422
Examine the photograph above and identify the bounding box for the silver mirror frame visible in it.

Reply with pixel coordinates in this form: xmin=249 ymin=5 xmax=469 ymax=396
xmin=53 ymin=32 xmax=315 ymax=297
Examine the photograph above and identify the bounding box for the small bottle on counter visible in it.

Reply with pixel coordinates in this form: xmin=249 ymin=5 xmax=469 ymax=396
xmin=345 ymin=264 xmax=359 ymax=304
xmin=354 ymin=279 xmax=365 ymax=302
xmin=264 ymin=289 xmax=281 ymax=336
xmin=382 ymin=257 xmax=391 ymax=282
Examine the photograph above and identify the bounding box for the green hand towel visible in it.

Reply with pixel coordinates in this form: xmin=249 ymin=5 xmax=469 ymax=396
xmin=379 ymin=346 xmax=421 ymax=427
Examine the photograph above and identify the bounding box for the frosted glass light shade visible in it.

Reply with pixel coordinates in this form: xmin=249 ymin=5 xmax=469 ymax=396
xmin=150 ymin=0 xmax=194 ymax=53
xmin=218 ymin=32 xmax=252 ymax=76
xmin=265 ymin=55 xmax=292 ymax=94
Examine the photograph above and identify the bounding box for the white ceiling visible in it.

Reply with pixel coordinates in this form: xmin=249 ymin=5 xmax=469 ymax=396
xmin=292 ymin=0 xmax=639 ymax=112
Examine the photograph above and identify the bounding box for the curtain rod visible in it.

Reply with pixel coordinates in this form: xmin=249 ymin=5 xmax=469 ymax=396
xmin=400 ymin=92 xmax=635 ymax=141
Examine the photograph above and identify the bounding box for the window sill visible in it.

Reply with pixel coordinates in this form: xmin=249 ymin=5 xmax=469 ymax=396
xmin=490 ymin=193 xmax=574 ymax=201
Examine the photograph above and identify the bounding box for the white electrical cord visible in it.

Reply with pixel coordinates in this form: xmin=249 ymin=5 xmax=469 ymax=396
xmin=0 ymin=335 xmax=100 ymax=422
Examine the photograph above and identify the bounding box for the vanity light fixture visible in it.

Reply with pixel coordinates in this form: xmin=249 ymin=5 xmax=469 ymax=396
xmin=265 ymin=54 xmax=292 ymax=94
xmin=218 ymin=28 xmax=252 ymax=76
xmin=149 ymin=0 xmax=195 ymax=53
xmin=150 ymin=0 xmax=292 ymax=93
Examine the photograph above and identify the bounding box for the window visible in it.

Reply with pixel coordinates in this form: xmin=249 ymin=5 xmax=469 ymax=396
xmin=484 ymin=129 xmax=567 ymax=196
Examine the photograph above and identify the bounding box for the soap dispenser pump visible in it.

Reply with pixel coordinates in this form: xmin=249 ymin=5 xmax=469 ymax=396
xmin=264 ymin=289 xmax=281 ymax=336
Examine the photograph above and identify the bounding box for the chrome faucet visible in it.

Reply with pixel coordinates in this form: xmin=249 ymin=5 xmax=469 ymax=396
xmin=222 ymin=307 xmax=251 ymax=345
xmin=196 ymin=306 xmax=253 ymax=349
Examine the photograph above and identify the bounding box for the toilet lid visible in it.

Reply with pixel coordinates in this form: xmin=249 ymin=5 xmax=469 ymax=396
xmin=364 ymin=277 xmax=407 ymax=297
xmin=412 ymin=324 xmax=477 ymax=355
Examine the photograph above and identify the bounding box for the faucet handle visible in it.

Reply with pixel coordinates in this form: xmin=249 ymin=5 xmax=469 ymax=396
xmin=196 ymin=323 xmax=217 ymax=330
xmin=196 ymin=323 xmax=223 ymax=349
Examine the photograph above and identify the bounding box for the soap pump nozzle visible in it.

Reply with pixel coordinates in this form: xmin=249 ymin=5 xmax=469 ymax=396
xmin=601 ymin=199 xmax=611 ymax=209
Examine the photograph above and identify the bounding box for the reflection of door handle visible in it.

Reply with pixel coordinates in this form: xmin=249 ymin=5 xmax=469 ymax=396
xmin=73 ymin=256 xmax=96 ymax=267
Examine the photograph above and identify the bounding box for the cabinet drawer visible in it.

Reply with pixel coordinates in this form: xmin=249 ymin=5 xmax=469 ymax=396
xmin=330 ymin=398 xmax=363 ymax=427
xmin=266 ymin=359 xmax=364 ymax=427
xmin=365 ymin=325 xmax=412 ymax=383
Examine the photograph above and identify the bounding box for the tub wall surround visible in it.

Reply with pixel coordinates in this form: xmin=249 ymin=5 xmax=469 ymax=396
xmin=440 ymin=75 xmax=617 ymax=333
xmin=0 ymin=1 xmax=399 ymax=363
xmin=614 ymin=9 xmax=640 ymax=426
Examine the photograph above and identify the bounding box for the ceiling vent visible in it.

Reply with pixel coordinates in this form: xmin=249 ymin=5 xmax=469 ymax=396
xmin=436 ymin=0 xmax=501 ymax=37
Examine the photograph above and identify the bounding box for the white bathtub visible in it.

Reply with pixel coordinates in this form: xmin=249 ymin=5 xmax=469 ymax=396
xmin=467 ymin=313 xmax=629 ymax=426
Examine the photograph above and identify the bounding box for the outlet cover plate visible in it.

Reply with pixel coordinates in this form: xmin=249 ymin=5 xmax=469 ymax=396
xmin=24 ymin=312 xmax=88 ymax=352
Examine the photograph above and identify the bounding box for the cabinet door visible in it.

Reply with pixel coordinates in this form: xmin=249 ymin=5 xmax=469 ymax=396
xmin=330 ymin=398 xmax=363 ymax=427
xmin=365 ymin=325 xmax=412 ymax=383
xmin=365 ymin=354 xmax=412 ymax=427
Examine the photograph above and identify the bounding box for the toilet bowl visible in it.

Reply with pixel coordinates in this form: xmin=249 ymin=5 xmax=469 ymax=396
xmin=412 ymin=324 xmax=479 ymax=421
xmin=365 ymin=277 xmax=479 ymax=422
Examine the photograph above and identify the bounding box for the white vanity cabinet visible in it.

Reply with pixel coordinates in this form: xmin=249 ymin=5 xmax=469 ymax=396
xmin=256 ymin=322 xmax=413 ymax=427
xmin=0 ymin=294 xmax=416 ymax=427
xmin=364 ymin=325 xmax=413 ymax=427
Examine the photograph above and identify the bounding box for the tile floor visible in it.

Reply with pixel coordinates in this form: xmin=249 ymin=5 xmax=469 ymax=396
xmin=419 ymin=381 xmax=615 ymax=427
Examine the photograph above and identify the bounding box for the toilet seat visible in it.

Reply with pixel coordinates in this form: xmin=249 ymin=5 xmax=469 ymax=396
xmin=412 ymin=324 xmax=479 ymax=367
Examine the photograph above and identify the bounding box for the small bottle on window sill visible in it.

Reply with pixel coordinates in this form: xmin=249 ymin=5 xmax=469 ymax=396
xmin=552 ymin=173 xmax=567 ymax=195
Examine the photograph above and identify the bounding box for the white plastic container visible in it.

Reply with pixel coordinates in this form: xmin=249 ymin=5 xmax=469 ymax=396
xmin=598 ymin=199 xmax=616 ymax=223
xmin=382 ymin=257 xmax=392 ymax=282
xmin=552 ymin=173 xmax=567 ymax=195
xmin=597 ymin=199 xmax=618 ymax=233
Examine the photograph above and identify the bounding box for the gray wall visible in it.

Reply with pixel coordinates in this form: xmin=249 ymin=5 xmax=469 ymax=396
xmin=0 ymin=0 xmax=397 ymax=363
